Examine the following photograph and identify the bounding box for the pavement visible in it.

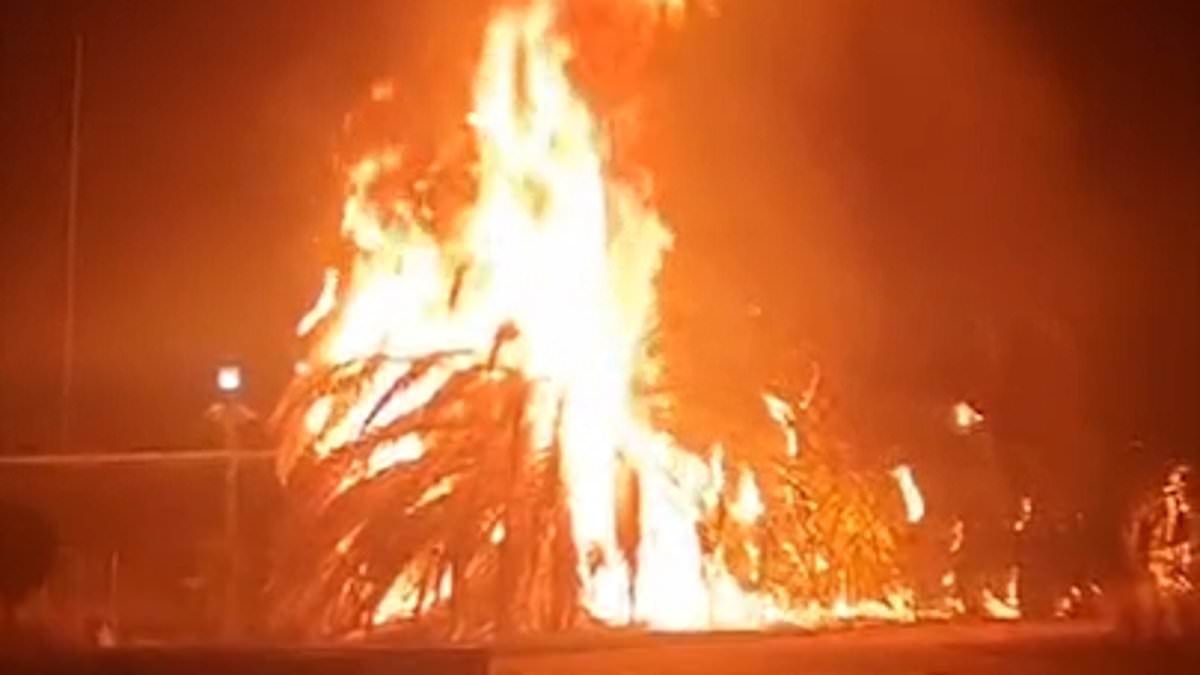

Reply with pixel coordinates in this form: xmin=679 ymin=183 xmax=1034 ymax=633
xmin=4 ymin=621 xmax=1198 ymax=675
xmin=493 ymin=621 xmax=1200 ymax=675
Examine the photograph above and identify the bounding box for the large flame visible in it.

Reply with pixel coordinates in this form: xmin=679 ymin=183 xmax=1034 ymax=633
xmin=286 ymin=0 xmax=917 ymax=634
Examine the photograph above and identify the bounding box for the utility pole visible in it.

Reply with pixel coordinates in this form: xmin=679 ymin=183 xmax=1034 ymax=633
xmin=60 ymin=34 xmax=84 ymax=452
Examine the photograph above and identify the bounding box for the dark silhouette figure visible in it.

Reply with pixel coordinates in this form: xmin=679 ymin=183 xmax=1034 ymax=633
xmin=0 ymin=500 xmax=58 ymax=648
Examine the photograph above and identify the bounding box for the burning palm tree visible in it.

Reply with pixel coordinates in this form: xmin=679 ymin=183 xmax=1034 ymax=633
xmin=268 ymin=0 xmax=908 ymax=642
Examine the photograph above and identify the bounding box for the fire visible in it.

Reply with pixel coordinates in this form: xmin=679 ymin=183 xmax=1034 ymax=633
xmin=286 ymin=0 xmax=702 ymax=631
xmin=763 ymin=393 xmax=799 ymax=458
xmin=889 ymin=464 xmax=925 ymax=524
xmin=729 ymin=467 xmax=764 ymax=525
xmin=374 ymin=566 xmax=454 ymax=625
xmin=276 ymin=0 xmax=923 ymax=639
xmin=981 ymin=584 xmax=1020 ymax=621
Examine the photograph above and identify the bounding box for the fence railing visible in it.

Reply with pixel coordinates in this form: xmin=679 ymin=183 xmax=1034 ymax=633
xmin=0 ymin=449 xmax=281 ymax=643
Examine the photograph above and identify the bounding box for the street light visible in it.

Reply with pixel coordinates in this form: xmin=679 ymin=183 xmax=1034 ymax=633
xmin=952 ymin=400 xmax=984 ymax=433
xmin=216 ymin=365 xmax=242 ymax=394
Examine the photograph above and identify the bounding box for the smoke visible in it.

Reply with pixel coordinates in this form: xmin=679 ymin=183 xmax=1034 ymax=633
xmin=650 ymin=0 xmax=1198 ymax=495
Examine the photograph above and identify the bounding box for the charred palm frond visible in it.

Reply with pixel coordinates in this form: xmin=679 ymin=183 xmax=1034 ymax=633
xmin=701 ymin=412 xmax=906 ymax=614
xmin=268 ymin=349 xmax=581 ymax=642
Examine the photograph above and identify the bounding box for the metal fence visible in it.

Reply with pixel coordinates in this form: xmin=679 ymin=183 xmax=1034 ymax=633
xmin=0 ymin=449 xmax=281 ymax=643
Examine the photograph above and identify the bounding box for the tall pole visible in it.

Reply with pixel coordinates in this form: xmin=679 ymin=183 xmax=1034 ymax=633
xmin=223 ymin=449 xmax=241 ymax=640
xmin=61 ymin=34 xmax=84 ymax=452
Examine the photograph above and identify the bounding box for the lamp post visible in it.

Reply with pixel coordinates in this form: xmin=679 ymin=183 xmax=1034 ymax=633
xmin=215 ymin=364 xmax=243 ymax=640
xmin=59 ymin=34 xmax=84 ymax=452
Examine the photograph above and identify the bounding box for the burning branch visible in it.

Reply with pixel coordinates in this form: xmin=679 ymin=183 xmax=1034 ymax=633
xmin=270 ymin=349 xmax=582 ymax=640
xmin=269 ymin=0 xmax=916 ymax=641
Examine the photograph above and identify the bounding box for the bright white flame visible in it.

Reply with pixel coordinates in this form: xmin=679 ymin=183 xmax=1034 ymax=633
xmin=890 ymin=464 xmax=925 ymax=523
xmin=981 ymin=587 xmax=1020 ymax=621
xmin=298 ymin=269 xmax=339 ymax=337
xmin=729 ymin=467 xmax=764 ymax=525
xmin=763 ymin=393 xmax=799 ymax=457
xmin=489 ymin=520 xmax=507 ymax=545
xmin=373 ymin=567 xmax=454 ymax=626
xmin=367 ymin=435 xmax=425 ymax=478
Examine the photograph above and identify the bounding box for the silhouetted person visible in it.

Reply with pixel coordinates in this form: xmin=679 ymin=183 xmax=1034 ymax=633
xmin=1122 ymin=464 xmax=1195 ymax=639
xmin=203 ymin=397 xmax=266 ymax=449
xmin=0 ymin=500 xmax=58 ymax=649
xmin=1012 ymin=496 xmax=1058 ymax=619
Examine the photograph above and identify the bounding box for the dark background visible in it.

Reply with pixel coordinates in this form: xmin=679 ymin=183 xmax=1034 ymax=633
xmin=1 ymin=0 xmax=1196 ymax=497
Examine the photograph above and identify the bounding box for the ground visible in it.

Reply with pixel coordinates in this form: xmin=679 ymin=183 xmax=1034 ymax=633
xmin=495 ymin=621 xmax=1199 ymax=675
xmin=3 ymin=622 xmax=1199 ymax=674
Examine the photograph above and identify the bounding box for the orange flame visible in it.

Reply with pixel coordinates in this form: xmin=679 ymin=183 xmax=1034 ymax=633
xmin=293 ymin=0 xmax=917 ymax=633
xmin=763 ymin=393 xmax=799 ymax=458
xmin=890 ymin=464 xmax=925 ymax=524
xmin=729 ymin=466 xmax=764 ymax=525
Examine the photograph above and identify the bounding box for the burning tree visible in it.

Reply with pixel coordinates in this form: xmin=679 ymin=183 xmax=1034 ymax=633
xmin=268 ymin=0 xmax=909 ymax=642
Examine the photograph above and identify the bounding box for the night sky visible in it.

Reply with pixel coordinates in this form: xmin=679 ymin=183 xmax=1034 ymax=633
xmin=1 ymin=0 xmax=1196 ymax=491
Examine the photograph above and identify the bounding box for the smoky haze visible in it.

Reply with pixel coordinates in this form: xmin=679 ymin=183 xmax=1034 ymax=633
xmin=0 ymin=0 xmax=1196 ymax=506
